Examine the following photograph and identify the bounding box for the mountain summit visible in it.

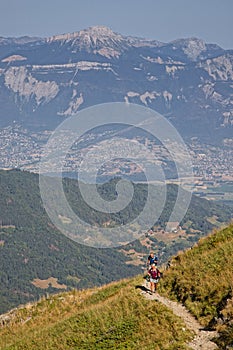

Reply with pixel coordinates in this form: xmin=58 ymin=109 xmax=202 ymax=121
xmin=48 ymin=25 xmax=122 ymax=43
xmin=47 ymin=25 xmax=131 ymax=58
xmin=170 ymin=37 xmax=223 ymax=60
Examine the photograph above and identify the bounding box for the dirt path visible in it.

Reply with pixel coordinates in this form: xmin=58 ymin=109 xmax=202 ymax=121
xmin=141 ymin=285 xmax=218 ymax=349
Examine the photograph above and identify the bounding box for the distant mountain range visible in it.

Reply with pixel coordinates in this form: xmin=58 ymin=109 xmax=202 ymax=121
xmin=0 ymin=26 xmax=232 ymax=143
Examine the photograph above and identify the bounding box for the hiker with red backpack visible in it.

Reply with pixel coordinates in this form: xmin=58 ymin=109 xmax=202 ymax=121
xmin=147 ymin=263 xmax=161 ymax=293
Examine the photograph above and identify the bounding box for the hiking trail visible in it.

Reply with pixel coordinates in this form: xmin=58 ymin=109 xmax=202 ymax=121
xmin=141 ymin=284 xmax=218 ymax=349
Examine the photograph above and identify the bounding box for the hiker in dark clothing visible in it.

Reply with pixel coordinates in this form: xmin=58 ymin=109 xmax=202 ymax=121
xmin=147 ymin=252 xmax=158 ymax=270
xmin=148 ymin=264 xmax=161 ymax=293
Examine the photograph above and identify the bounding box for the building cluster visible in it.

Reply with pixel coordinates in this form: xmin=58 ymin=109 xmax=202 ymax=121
xmin=0 ymin=125 xmax=232 ymax=193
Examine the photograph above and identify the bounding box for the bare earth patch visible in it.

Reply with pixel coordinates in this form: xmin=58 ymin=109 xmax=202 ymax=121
xmin=31 ymin=277 xmax=67 ymax=290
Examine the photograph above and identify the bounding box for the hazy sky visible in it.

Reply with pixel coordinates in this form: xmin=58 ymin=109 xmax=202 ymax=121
xmin=1 ymin=0 xmax=232 ymax=48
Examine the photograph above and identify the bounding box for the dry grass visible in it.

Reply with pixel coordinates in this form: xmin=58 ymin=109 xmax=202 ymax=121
xmin=1 ymin=224 xmax=232 ymax=349
xmin=159 ymin=224 xmax=233 ymax=347
xmin=0 ymin=277 xmax=192 ymax=350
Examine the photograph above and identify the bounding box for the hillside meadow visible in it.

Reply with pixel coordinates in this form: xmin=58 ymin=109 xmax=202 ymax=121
xmin=159 ymin=223 xmax=233 ymax=348
xmin=1 ymin=224 xmax=233 ymax=349
xmin=0 ymin=278 xmax=192 ymax=350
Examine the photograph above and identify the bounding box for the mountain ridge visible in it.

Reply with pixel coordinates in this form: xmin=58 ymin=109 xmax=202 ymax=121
xmin=0 ymin=26 xmax=226 ymax=62
xmin=0 ymin=26 xmax=232 ymax=144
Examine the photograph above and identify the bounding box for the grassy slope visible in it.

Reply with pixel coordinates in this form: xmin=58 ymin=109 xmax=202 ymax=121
xmin=1 ymin=225 xmax=233 ymax=349
xmin=159 ymin=224 xmax=233 ymax=348
xmin=0 ymin=277 xmax=192 ymax=350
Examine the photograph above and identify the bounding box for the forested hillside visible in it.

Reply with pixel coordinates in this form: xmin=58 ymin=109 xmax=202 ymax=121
xmin=0 ymin=170 xmax=140 ymax=314
xmin=0 ymin=169 xmax=232 ymax=314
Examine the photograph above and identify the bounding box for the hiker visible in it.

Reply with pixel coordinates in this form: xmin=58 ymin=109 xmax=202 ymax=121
xmin=147 ymin=252 xmax=158 ymax=270
xmin=148 ymin=264 xmax=161 ymax=293
xmin=166 ymin=260 xmax=171 ymax=270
